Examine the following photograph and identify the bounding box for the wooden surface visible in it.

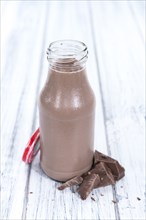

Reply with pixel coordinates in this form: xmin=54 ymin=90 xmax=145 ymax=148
xmin=1 ymin=1 xmax=145 ymax=220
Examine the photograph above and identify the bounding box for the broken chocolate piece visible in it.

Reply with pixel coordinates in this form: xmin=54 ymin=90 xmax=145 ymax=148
xmin=108 ymin=160 xmax=125 ymax=181
xmin=92 ymin=162 xmax=115 ymax=188
xmin=78 ymin=174 xmax=100 ymax=200
xmin=58 ymin=176 xmax=83 ymax=190
xmin=94 ymin=150 xmax=125 ymax=180
xmin=57 ymin=150 xmax=125 ymax=200
xmin=84 ymin=162 xmax=115 ymax=188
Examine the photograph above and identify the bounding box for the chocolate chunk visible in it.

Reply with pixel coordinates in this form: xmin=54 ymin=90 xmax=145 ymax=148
xmin=108 ymin=160 xmax=125 ymax=181
xmin=94 ymin=150 xmax=125 ymax=181
xmin=58 ymin=176 xmax=83 ymax=190
xmin=84 ymin=162 xmax=115 ymax=187
xmin=92 ymin=162 xmax=115 ymax=188
xmin=78 ymin=173 xmax=100 ymax=200
xmin=57 ymin=150 xmax=125 ymax=200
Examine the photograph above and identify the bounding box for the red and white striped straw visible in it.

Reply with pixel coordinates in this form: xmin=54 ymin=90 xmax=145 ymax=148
xmin=22 ymin=128 xmax=40 ymax=164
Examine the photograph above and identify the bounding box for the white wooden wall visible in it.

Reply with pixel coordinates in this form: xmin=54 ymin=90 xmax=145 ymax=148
xmin=1 ymin=1 xmax=145 ymax=220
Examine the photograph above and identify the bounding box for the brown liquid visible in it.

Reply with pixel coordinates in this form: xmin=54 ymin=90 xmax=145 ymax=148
xmin=38 ymin=66 xmax=96 ymax=181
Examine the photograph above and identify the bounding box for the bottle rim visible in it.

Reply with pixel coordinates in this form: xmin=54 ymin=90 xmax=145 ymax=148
xmin=46 ymin=40 xmax=88 ymax=66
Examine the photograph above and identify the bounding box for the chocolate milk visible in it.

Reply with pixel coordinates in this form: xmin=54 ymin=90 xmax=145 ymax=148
xmin=38 ymin=41 xmax=96 ymax=181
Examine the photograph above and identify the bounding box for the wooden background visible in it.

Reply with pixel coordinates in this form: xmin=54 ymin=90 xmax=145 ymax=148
xmin=1 ymin=1 xmax=145 ymax=219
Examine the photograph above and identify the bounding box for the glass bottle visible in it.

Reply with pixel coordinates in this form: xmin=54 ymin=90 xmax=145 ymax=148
xmin=38 ymin=40 xmax=96 ymax=181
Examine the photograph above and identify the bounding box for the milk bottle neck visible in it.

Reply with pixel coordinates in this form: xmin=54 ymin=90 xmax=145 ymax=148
xmin=46 ymin=40 xmax=88 ymax=72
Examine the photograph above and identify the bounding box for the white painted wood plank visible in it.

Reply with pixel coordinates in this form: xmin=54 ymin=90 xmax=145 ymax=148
xmin=1 ymin=1 xmax=49 ymax=219
xmin=2 ymin=1 xmax=145 ymax=219
xmin=91 ymin=1 xmax=145 ymax=219
xmin=1 ymin=1 xmax=21 ymax=77
xmin=128 ymin=0 xmax=145 ymax=43
xmin=25 ymin=1 xmax=116 ymax=220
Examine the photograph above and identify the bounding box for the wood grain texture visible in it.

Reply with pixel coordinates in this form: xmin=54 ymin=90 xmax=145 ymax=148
xmin=90 ymin=1 xmax=145 ymax=219
xmin=1 ymin=1 xmax=49 ymax=219
xmin=1 ymin=1 xmax=145 ymax=220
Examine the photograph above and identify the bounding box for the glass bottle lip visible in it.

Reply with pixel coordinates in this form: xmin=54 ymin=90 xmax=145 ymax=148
xmin=46 ymin=40 xmax=88 ymax=68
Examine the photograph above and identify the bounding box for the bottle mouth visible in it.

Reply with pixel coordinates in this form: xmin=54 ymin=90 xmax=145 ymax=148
xmin=46 ymin=40 xmax=88 ymax=71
